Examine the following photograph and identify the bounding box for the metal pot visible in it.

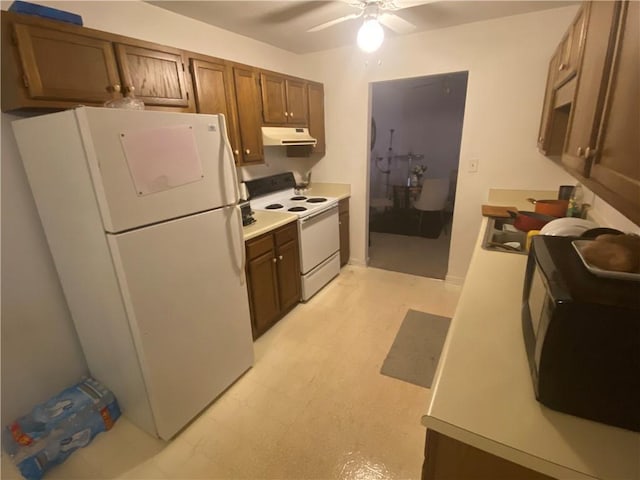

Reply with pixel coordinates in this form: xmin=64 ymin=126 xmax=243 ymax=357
xmin=526 ymin=198 xmax=569 ymax=217
xmin=508 ymin=210 xmax=556 ymax=232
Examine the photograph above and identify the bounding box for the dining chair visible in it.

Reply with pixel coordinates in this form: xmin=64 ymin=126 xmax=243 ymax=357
xmin=413 ymin=178 xmax=450 ymax=235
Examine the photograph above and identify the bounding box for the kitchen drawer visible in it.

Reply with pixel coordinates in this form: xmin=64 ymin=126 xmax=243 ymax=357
xmin=274 ymin=222 xmax=297 ymax=246
xmin=246 ymin=233 xmax=274 ymax=260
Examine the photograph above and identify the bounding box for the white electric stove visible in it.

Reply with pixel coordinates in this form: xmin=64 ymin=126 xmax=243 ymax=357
xmin=246 ymin=173 xmax=340 ymax=301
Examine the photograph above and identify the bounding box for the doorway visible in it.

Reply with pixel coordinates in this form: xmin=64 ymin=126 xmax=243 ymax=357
xmin=367 ymin=72 xmax=468 ymax=279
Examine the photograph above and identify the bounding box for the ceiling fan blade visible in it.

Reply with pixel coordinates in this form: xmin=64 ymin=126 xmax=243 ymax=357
xmin=378 ymin=12 xmax=417 ymax=34
xmin=307 ymin=12 xmax=362 ymax=32
xmin=386 ymin=0 xmax=441 ymax=10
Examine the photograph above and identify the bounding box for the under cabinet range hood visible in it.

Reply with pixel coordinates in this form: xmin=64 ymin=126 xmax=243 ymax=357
xmin=261 ymin=127 xmax=317 ymax=146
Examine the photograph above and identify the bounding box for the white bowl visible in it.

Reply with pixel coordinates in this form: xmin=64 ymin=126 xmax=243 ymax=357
xmin=539 ymin=218 xmax=599 ymax=236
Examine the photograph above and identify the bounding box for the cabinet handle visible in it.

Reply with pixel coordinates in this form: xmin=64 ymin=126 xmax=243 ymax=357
xmin=290 ymin=112 xmax=294 ymax=117
xmin=234 ymin=149 xmax=240 ymax=155
xmin=576 ymin=146 xmax=584 ymax=157
xmin=125 ymin=85 xmax=135 ymax=93
xmin=272 ymin=258 xmax=277 ymax=263
xmin=109 ymin=84 xmax=121 ymax=93
xmin=245 ymin=149 xmax=251 ymax=155
xmin=558 ymin=63 xmax=567 ymax=71
xmin=284 ymin=112 xmax=289 ymax=117
xmin=279 ymin=255 xmax=283 ymax=260
xmin=585 ymin=146 xmax=596 ymax=158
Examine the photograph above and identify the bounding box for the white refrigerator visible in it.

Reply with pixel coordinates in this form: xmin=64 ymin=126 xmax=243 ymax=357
xmin=12 ymin=107 xmax=254 ymax=440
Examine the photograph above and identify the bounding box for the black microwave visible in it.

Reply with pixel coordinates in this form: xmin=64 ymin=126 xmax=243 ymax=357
xmin=522 ymin=235 xmax=640 ymax=432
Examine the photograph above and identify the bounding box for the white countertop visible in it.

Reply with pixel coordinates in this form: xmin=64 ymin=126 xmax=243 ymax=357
xmin=242 ymin=183 xmax=351 ymax=241
xmin=422 ymin=189 xmax=640 ymax=480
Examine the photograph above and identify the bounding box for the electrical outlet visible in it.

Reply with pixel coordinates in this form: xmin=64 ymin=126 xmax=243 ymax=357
xmin=469 ymin=158 xmax=479 ymax=173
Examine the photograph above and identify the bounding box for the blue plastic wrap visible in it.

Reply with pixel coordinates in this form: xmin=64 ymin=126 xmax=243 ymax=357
xmin=2 ymin=378 xmax=120 ymax=480
xmin=8 ymin=1 xmax=83 ymax=26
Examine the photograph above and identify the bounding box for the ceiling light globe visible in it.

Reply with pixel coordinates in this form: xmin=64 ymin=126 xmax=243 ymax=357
xmin=357 ymin=19 xmax=384 ymax=53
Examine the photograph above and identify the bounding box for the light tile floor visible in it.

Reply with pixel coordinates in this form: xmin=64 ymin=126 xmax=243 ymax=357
xmin=2 ymin=265 xmax=460 ymax=480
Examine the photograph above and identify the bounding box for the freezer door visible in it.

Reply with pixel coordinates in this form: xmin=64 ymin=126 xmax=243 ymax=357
xmin=78 ymin=107 xmax=239 ymax=233
xmin=107 ymin=207 xmax=253 ymax=440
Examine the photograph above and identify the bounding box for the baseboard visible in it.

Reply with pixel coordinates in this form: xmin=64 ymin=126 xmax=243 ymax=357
xmin=349 ymin=258 xmax=367 ymax=267
xmin=445 ymin=274 xmax=465 ymax=286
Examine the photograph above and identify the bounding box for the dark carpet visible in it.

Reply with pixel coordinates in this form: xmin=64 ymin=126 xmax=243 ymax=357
xmin=369 ymin=209 xmax=443 ymax=239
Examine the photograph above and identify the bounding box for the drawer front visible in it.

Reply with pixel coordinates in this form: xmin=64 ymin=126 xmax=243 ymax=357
xmin=275 ymin=222 xmax=298 ymax=247
xmin=246 ymin=232 xmax=274 ymax=260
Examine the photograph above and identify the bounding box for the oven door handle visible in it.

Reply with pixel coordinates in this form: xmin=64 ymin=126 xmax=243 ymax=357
xmin=300 ymin=204 xmax=338 ymax=225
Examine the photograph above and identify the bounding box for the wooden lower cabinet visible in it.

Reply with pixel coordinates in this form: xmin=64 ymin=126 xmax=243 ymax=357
xmin=338 ymin=198 xmax=350 ymax=267
xmin=245 ymin=222 xmax=300 ymax=339
xmin=423 ymin=430 xmax=554 ymax=480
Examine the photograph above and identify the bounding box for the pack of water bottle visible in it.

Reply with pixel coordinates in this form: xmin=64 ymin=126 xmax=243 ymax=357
xmin=2 ymin=377 xmax=121 ymax=480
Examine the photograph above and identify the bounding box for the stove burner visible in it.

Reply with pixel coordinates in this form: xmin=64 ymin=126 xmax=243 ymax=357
xmin=265 ymin=204 xmax=284 ymax=210
xmin=291 ymin=196 xmax=307 ymax=201
xmin=307 ymin=197 xmax=327 ymax=203
xmin=288 ymin=206 xmax=307 ymax=212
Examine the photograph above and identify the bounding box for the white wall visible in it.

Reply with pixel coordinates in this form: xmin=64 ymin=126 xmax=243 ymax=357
xmin=0 ymin=0 xmax=308 ymax=425
xmin=303 ymin=6 xmax=584 ymax=281
xmin=1 ymin=114 xmax=89 ymax=424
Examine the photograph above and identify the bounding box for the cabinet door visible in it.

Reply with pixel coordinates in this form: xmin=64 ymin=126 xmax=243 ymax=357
xmin=114 ymin=43 xmax=190 ymax=108
xmin=339 ymin=199 xmax=350 ymax=267
xmin=285 ymin=79 xmax=308 ymax=125
xmin=276 ymin=239 xmax=301 ymax=312
xmin=260 ymin=73 xmax=288 ymax=124
xmin=190 ymin=58 xmax=241 ymax=164
xmin=590 ymin=0 xmax=639 ymax=225
xmin=308 ymin=82 xmax=326 ymax=154
xmin=12 ymin=23 xmax=121 ymax=103
xmin=274 ymin=223 xmax=301 ymax=310
xmin=246 ymin=245 xmax=279 ymax=338
xmin=555 ymin=6 xmax=587 ymax=88
xmin=233 ymin=67 xmax=264 ymax=164
xmin=562 ymin=1 xmax=619 ymax=176
xmin=537 ymin=49 xmax=561 ymax=155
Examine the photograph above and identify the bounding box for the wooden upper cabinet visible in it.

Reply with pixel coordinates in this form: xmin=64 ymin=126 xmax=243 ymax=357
xmin=233 ymin=66 xmax=264 ymax=164
xmin=114 ymin=43 xmax=189 ymax=108
xmin=260 ymin=73 xmax=287 ymax=124
xmin=260 ymin=72 xmax=308 ymax=125
xmin=285 ymin=79 xmax=308 ymax=124
xmin=589 ymin=0 xmax=639 ymax=225
xmin=537 ymin=0 xmax=639 ymax=225
xmin=2 ymin=19 xmax=121 ymax=109
xmin=1 ymin=10 xmax=194 ymax=112
xmin=537 ymin=48 xmax=560 ymax=155
xmin=307 ymin=82 xmax=326 ymax=155
xmin=555 ymin=6 xmax=588 ymax=88
xmin=561 ymin=1 xmax=619 ymax=176
xmin=189 ymin=58 xmax=242 ymax=163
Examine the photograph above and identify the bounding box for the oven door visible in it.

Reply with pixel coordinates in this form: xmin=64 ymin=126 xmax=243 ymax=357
xmin=298 ymin=205 xmax=340 ymax=274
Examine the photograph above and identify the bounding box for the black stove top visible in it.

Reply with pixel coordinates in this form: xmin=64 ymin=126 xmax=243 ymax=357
xmin=288 ymin=206 xmax=307 ymax=212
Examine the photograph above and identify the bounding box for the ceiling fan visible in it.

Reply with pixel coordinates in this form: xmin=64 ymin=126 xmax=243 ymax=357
xmin=307 ymin=0 xmax=434 ymax=52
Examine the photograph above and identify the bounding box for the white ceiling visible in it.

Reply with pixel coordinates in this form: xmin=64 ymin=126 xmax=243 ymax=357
xmin=147 ymin=1 xmax=577 ymax=54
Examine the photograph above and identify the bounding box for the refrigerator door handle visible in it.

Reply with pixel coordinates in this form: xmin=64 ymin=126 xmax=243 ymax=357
xmin=235 ymin=204 xmax=246 ymax=285
xmin=218 ymin=114 xmax=241 ymax=205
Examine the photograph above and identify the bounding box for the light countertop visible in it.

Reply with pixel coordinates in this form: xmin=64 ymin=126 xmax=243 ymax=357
xmin=243 ymin=211 xmax=296 ymax=241
xmin=242 ymin=183 xmax=351 ymax=241
xmin=421 ymin=189 xmax=640 ymax=480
